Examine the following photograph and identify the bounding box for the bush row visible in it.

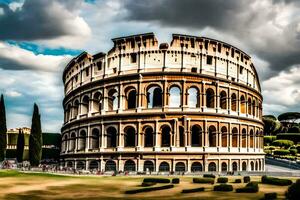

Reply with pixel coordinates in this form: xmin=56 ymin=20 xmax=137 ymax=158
xmin=182 ymin=187 xmax=205 ymax=193
xmin=125 ymin=184 xmax=174 ymax=194
xmin=143 ymin=178 xmax=170 ymax=183
xmin=172 ymin=178 xmax=180 ymax=184
xmin=213 ymin=184 xmax=233 ymax=192
xmin=141 ymin=182 xmax=156 ymax=187
xmin=203 ymin=174 xmax=216 ymax=178
xmin=217 ymin=177 xmax=228 ymax=183
xmin=236 ymin=182 xmax=259 ymax=193
xmin=261 ymin=175 xmax=293 ymax=186
xmin=264 ymin=192 xmax=277 ymax=200
xmin=244 ymin=176 xmax=251 ymax=183
xmin=193 ymin=178 xmax=214 ymax=184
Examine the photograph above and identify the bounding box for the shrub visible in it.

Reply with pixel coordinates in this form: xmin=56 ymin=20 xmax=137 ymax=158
xmin=277 ymin=133 xmax=300 ymax=144
xmin=172 ymin=178 xmax=180 ymax=184
xmin=143 ymin=178 xmax=170 ymax=184
xmin=182 ymin=187 xmax=205 ymax=193
xmin=261 ymin=175 xmax=293 ymax=186
xmin=296 ymin=145 xmax=300 ymax=153
xmin=217 ymin=177 xmax=228 ymax=183
xmin=193 ymin=178 xmax=214 ymax=184
xmin=264 ymin=136 xmax=277 ymax=146
xmin=273 ymin=149 xmax=290 ymax=156
xmin=125 ymin=184 xmax=174 ymax=194
xmin=244 ymin=176 xmax=251 ymax=183
xmin=236 ymin=182 xmax=259 ymax=193
xmin=203 ymin=174 xmax=216 ymax=178
xmin=141 ymin=182 xmax=156 ymax=187
xmin=289 ymin=149 xmax=297 ymax=156
xmin=285 ymin=179 xmax=300 ymax=200
xmin=234 ymin=179 xmax=242 ymax=183
xmin=272 ymin=139 xmax=294 ymax=149
xmin=213 ymin=184 xmax=233 ymax=192
xmin=264 ymin=192 xmax=277 ymax=200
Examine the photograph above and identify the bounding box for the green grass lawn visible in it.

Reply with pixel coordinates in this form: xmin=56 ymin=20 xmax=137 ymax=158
xmin=0 ymin=170 xmax=298 ymax=200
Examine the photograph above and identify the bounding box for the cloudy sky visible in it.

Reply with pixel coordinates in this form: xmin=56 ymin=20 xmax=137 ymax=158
xmin=0 ymin=0 xmax=299 ymax=132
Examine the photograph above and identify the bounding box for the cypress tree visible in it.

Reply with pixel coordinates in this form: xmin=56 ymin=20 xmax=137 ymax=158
xmin=29 ymin=103 xmax=42 ymax=166
xmin=0 ymin=94 xmax=7 ymax=161
xmin=16 ymin=129 xmax=25 ymax=163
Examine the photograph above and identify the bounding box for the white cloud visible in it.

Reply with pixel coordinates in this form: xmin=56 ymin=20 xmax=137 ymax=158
xmin=5 ymin=90 xmax=22 ymax=97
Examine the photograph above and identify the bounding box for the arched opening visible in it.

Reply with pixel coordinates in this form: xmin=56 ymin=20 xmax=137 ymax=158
xmin=124 ymin=160 xmax=136 ymax=172
xmin=188 ymin=87 xmax=199 ymax=108
xmin=127 ymin=89 xmax=137 ymax=109
xmin=62 ymin=135 xmax=68 ymax=152
xmin=89 ymin=160 xmax=98 ymax=170
xmin=144 ymin=160 xmax=154 ymax=172
xmin=242 ymin=162 xmax=247 ymax=171
xmin=232 ymin=162 xmax=238 ymax=171
xmin=175 ymin=162 xmax=186 ymax=172
xmin=108 ymin=89 xmax=118 ymax=111
xmin=179 ymin=126 xmax=185 ymax=147
xmin=240 ymin=95 xmax=246 ymax=114
xmin=191 ymin=125 xmax=202 ymax=147
xmin=208 ymin=125 xmax=217 ymax=147
xmin=105 ymin=160 xmax=116 ymax=171
xmin=77 ymin=161 xmax=85 ymax=170
xmin=106 ymin=127 xmax=117 ymax=148
xmin=249 ymin=130 xmax=254 ymax=148
xmin=144 ymin=127 xmax=154 ymax=147
xmin=124 ymin=126 xmax=136 ymax=147
xmin=161 ymin=126 xmax=171 ymax=147
xmin=70 ymin=132 xmax=76 ymax=151
xmin=81 ymin=96 xmax=89 ymax=115
xmin=208 ymin=162 xmax=217 ymax=171
xmin=159 ymin=162 xmax=170 ymax=172
xmin=66 ymin=104 xmax=71 ymax=122
xmin=252 ymin=100 xmax=256 ymax=117
xmin=220 ymin=91 xmax=227 ymax=109
xmin=78 ymin=130 xmax=86 ymax=151
xmin=242 ymin=128 xmax=247 ymax=148
xmin=92 ymin=92 xmax=102 ymax=113
xmin=67 ymin=161 xmax=73 ymax=168
xmin=147 ymin=86 xmax=162 ymax=108
xmin=251 ymin=161 xmax=254 ymax=171
xmin=169 ymin=86 xmax=181 ymax=107
xmin=91 ymin=129 xmax=100 ymax=149
xmin=73 ymin=100 xmax=79 ymax=117
xmin=221 ymin=162 xmax=227 ymax=172
xmin=231 ymin=93 xmax=237 ymax=111
xmin=255 ymin=161 xmax=258 ymax=171
xmin=256 ymin=130 xmax=259 ymax=149
xmin=232 ymin=127 xmax=238 ymax=148
xmin=221 ymin=126 xmax=227 ymax=147
xmin=191 ymin=162 xmax=202 ymax=172
xmin=206 ymin=88 xmax=215 ymax=108
xmin=248 ymin=98 xmax=252 ymax=115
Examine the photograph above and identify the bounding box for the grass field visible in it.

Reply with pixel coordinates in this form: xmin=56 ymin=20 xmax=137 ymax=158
xmin=0 ymin=170 xmax=298 ymax=200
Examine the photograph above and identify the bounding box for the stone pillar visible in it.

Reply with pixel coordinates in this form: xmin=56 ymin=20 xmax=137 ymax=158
xmin=86 ymin=125 xmax=91 ymax=151
xmin=118 ymin=83 xmax=123 ymax=113
xmin=187 ymin=159 xmax=191 ymax=173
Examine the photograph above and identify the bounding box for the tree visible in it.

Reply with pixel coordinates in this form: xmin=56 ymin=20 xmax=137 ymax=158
xmin=0 ymin=94 xmax=7 ymax=161
xmin=263 ymin=115 xmax=281 ymax=135
xmin=278 ymin=112 xmax=300 ymax=123
xmin=29 ymin=103 xmax=42 ymax=166
xmin=16 ymin=129 xmax=25 ymax=163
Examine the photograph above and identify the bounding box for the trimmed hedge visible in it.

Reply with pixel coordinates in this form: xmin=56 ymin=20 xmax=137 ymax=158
xmin=125 ymin=184 xmax=174 ymax=194
xmin=244 ymin=176 xmax=251 ymax=183
xmin=277 ymin=133 xmax=300 ymax=144
xmin=273 ymin=149 xmax=290 ymax=156
xmin=272 ymin=140 xmax=294 ymax=149
xmin=261 ymin=175 xmax=293 ymax=186
xmin=264 ymin=192 xmax=277 ymax=200
xmin=141 ymin=182 xmax=156 ymax=187
xmin=143 ymin=178 xmax=170 ymax=184
xmin=172 ymin=178 xmax=180 ymax=184
xmin=182 ymin=187 xmax=205 ymax=193
xmin=289 ymin=149 xmax=297 ymax=156
xmin=285 ymin=179 xmax=300 ymax=200
xmin=234 ymin=179 xmax=242 ymax=183
xmin=213 ymin=184 xmax=233 ymax=192
xmin=193 ymin=178 xmax=214 ymax=184
xmin=203 ymin=174 xmax=216 ymax=178
xmin=217 ymin=177 xmax=228 ymax=183
xmin=236 ymin=182 xmax=259 ymax=193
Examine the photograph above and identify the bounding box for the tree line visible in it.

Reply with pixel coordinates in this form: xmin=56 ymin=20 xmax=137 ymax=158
xmin=0 ymin=94 xmax=42 ymax=166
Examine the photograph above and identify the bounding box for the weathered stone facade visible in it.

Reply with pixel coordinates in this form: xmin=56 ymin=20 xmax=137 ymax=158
xmin=60 ymin=33 xmax=264 ymax=173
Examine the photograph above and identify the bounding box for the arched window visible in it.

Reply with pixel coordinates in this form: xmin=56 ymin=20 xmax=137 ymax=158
xmin=144 ymin=160 xmax=154 ymax=172
xmin=78 ymin=130 xmax=86 ymax=151
xmin=62 ymin=135 xmax=68 ymax=152
xmin=252 ymin=100 xmax=256 ymax=117
xmin=250 ymin=130 xmax=254 ymax=148
xmin=240 ymin=95 xmax=246 ymax=114
xmin=105 ymin=160 xmax=116 ymax=171
xmin=206 ymin=88 xmax=215 ymax=108
xmin=169 ymin=86 xmax=181 ymax=107
xmin=161 ymin=126 xmax=171 ymax=147
xmin=221 ymin=162 xmax=227 ymax=172
xmin=256 ymin=130 xmax=259 ymax=149
xmin=208 ymin=162 xmax=217 ymax=171
xmin=191 ymin=162 xmax=202 ymax=172
xmin=108 ymin=89 xmax=118 ymax=111
xmin=77 ymin=161 xmax=85 ymax=170
xmin=91 ymin=129 xmax=100 ymax=149
xmin=175 ymin=162 xmax=186 ymax=172
xmin=92 ymin=92 xmax=102 ymax=113
xmin=81 ymin=96 xmax=89 ymax=115
xmin=89 ymin=160 xmax=98 ymax=170
xmin=73 ymin=100 xmax=79 ymax=118
xmin=127 ymin=89 xmax=137 ymax=109
xmin=179 ymin=126 xmax=185 ymax=147
xmin=191 ymin=125 xmax=202 ymax=147
xmin=188 ymin=87 xmax=199 ymax=108
xmin=232 ymin=127 xmax=238 ymax=148
xmin=70 ymin=132 xmax=76 ymax=151
xmin=255 ymin=161 xmax=258 ymax=171
xmin=147 ymin=86 xmax=162 ymax=108
xmin=242 ymin=162 xmax=247 ymax=171
xmin=124 ymin=126 xmax=136 ymax=147
xmin=221 ymin=126 xmax=227 ymax=147
xmin=220 ymin=91 xmax=227 ymax=109
xmin=65 ymin=104 xmax=71 ymax=122
xmin=250 ymin=161 xmax=254 ymax=171
xmin=144 ymin=127 xmax=154 ymax=147
xmin=242 ymin=128 xmax=247 ymax=148
xmin=67 ymin=161 xmax=73 ymax=168
xmin=159 ymin=162 xmax=170 ymax=172
xmin=106 ymin=127 xmax=117 ymax=148
xmin=248 ymin=98 xmax=252 ymax=115
xmin=124 ymin=160 xmax=136 ymax=171
xmin=231 ymin=93 xmax=237 ymax=111
xmin=208 ymin=125 xmax=217 ymax=147
xmin=232 ymin=162 xmax=238 ymax=171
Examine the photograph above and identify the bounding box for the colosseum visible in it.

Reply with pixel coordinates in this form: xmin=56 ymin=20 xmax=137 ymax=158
xmin=60 ymin=33 xmax=264 ymax=174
